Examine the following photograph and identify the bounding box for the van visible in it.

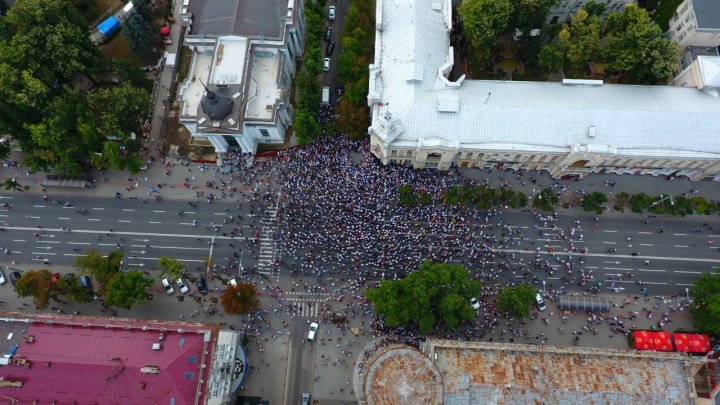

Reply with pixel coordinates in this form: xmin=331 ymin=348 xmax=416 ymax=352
xmin=321 ymin=86 xmax=330 ymax=106
xmin=80 ymin=275 xmax=92 ymax=290
xmin=535 ymin=293 xmax=547 ymax=311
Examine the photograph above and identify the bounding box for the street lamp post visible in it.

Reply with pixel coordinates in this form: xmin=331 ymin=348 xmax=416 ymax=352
xmin=686 ymin=287 xmax=690 ymax=302
xmin=542 ymin=280 xmax=546 ymax=292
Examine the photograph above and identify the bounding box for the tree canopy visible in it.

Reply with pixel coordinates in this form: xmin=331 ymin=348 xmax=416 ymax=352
xmin=0 ymin=0 xmax=149 ymax=173
xmin=75 ymin=250 xmax=123 ymax=291
xmin=689 ymin=269 xmax=720 ymax=335
xmin=220 ymin=282 xmax=260 ymax=315
xmin=158 ymin=256 xmax=186 ymax=281
xmin=15 ymin=269 xmax=56 ymax=309
xmin=497 ymin=284 xmax=536 ymax=318
xmin=459 ymin=0 xmax=514 ymax=49
xmin=366 ymin=261 xmax=482 ymax=334
xmin=104 ymin=270 xmax=153 ymax=309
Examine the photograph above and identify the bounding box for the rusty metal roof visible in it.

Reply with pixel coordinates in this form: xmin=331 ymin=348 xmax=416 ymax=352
xmin=423 ymin=340 xmax=701 ymax=405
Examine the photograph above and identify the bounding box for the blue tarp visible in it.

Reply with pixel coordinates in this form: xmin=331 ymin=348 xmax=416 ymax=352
xmin=98 ymin=16 xmax=121 ymax=36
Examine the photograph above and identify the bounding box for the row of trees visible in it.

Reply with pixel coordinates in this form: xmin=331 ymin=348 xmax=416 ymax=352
xmin=690 ymin=269 xmax=720 ymax=335
xmin=397 ymin=184 xmax=432 ymax=207
xmin=616 ymin=192 xmax=720 ymax=216
xmin=443 ymin=185 xmax=529 ymax=209
xmin=293 ymin=2 xmax=325 ymax=145
xmin=0 ymin=0 xmax=151 ymax=174
xmin=538 ymin=4 xmax=679 ymax=82
xmin=336 ymin=0 xmax=374 ymax=140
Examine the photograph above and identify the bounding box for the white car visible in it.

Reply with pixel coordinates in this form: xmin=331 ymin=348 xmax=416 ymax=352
xmin=161 ymin=278 xmax=175 ymax=295
xmin=323 ymin=58 xmax=330 ymax=72
xmin=470 ymin=297 xmax=480 ymax=310
xmin=328 ymin=6 xmax=335 ymax=20
xmin=176 ymin=278 xmax=189 ymax=294
xmin=0 ymin=269 xmax=5 ymax=285
xmin=308 ymin=322 xmax=319 ymax=342
xmin=535 ymin=293 xmax=547 ymax=311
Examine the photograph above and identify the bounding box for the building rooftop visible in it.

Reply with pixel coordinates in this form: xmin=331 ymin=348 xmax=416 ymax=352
xmin=0 ymin=315 xmax=218 ymax=405
xmin=245 ymin=50 xmax=282 ymax=121
xmin=370 ymin=0 xmax=720 ymax=159
xmin=697 ymin=55 xmax=720 ymax=87
xmin=421 ymin=340 xmax=702 ymax=405
xmin=691 ymin=0 xmax=720 ymax=30
xmin=187 ymin=0 xmax=286 ymax=39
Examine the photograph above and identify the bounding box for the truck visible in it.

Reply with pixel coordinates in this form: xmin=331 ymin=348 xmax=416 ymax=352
xmin=321 ymin=86 xmax=330 ymax=106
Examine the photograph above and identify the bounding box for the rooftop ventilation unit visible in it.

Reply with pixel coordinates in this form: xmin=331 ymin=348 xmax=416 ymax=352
xmin=562 ymin=79 xmax=603 ymax=86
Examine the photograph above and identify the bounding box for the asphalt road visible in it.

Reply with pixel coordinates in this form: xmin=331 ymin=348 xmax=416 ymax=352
xmin=283 ymin=318 xmax=317 ymax=405
xmin=0 ymin=194 xmax=278 ymax=279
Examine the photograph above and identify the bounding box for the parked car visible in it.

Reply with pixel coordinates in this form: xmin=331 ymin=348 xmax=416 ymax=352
xmin=308 ymin=322 xmax=319 ymax=341
xmin=324 ymin=26 xmax=332 ymax=41
xmin=0 ymin=269 xmax=5 ymax=285
xmin=323 ymin=58 xmax=331 ymax=72
xmin=228 ymin=277 xmax=238 ymax=287
xmin=470 ymin=297 xmax=480 ymax=310
xmin=176 ymin=277 xmax=189 ymax=294
xmin=328 ymin=5 xmax=335 ymax=20
xmin=9 ymin=271 xmax=21 ymax=286
xmin=196 ymin=277 xmax=209 ymax=295
xmin=325 ymin=41 xmax=335 ymax=56
xmin=161 ymin=278 xmax=175 ymax=295
xmin=535 ymin=293 xmax=547 ymax=311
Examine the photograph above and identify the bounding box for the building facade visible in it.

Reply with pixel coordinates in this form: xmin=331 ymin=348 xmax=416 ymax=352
xmin=178 ymin=0 xmax=305 ymax=154
xmin=546 ymin=0 xmax=632 ymax=24
xmin=368 ymin=0 xmax=720 ymax=181
xmin=668 ymin=0 xmax=720 ymax=49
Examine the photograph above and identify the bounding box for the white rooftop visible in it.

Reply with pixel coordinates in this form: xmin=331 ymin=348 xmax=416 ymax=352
xmin=697 ymin=55 xmax=720 ymax=88
xmin=181 ymin=51 xmax=213 ymax=117
xmin=245 ymin=49 xmax=282 ymax=121
xmin=210 ymin=36 xmax=248 ymax=85
xmin=370 ymin=0 xmax=720 ymax=159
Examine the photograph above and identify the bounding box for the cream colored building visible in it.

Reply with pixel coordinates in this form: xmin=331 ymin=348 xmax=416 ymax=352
xmin=368 ymin=0 xmax=720 ymax=181
xmin=668 ymin=0 xmax=720 ymax=49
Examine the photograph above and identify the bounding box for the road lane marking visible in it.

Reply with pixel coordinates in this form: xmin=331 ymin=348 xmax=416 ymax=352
xmin=118 ymin=220 xmax=131 ymax=223
xmin=33 ymin=205 xmax=45 ymax=208
xmin=640 ymin=243 xmax=654 ymax=246
xmin=99 ymin=243 xmax=118 ymax=246
xmin=602 ymin=242 xmax=616 ymax=244
xmin=638 ymin=231 xmax=652 ymax=235
xmin=674 ymin=245 xmax=689 ymax=248
xmin=67 ymin=242 xmax=90 ymax=245
xmin=32 ymin=252 xmax=56 ymax=255
xmin=180 ymin=222 xmax=193 ymax=225
xmin=585 ymin=266 xmax=598 ymax=269
xmin=58 ymin=217 xmax=70 ymax=220
xmin=214 ymin=213 xmax=226 ymax=216
xmin=36 ymin=241 xmax=60 ymax=244
xmin=153 ymin=210 xmax=165 ymax=213
xmin=495 ymin=248 xmax=720 ymax=264
xmin=603 ymin=230 xmax=618 ymax=233
xmin=677 ymin=283 xmax=695 ymax=286
xmin=29 ymin=216 xmax=40 ymax=219
xmin=122 ymin=209 xmax=135 ymax=212
xmin=673 ymin=233 xmax=687 ymax=236
xmin=674 ymin=270 xmax=701 ymax=274
xmin=92 ymin=208 xmax=104 ymax=210
xmin=709 ymin=235 xmax=720 ymax=238
xmin=88 ymin=218 xmax=100 ymax=221
xmin=604 ymin=267 xmax=633 ymax=271
xmin=143 ymin=245 xmax=209 ymax=250
xmin=149 ymin=221 xmax=162 ymax=224
xmin=637 ymin=269 xmax=665 ymax=272
xmin=13 ymin=240 xmax=25 ymax=242
xmin=185 ymin=211 xmax=195 ymax=214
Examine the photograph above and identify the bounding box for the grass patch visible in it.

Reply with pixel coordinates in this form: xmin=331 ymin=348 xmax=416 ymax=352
xmin=176 ymin=46 xmax=193 ymax=86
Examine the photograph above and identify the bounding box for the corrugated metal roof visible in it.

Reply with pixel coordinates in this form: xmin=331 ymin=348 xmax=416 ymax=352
xmin=698 ymin=56 xmax=720 ymax=87
xmin=188 ymin=0 xmax=284 ymax=38
xmin=692 ymin=0 xmax=720 ymax=29
xmin=424 ymin=340 xmax=700 ymax=405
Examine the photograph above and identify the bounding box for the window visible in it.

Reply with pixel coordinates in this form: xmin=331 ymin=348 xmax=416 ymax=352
xmin=406 ymin=150 xmax=413 ymax=157
xmin=183 ymin=372 xmax=195 ymax=380
xmin=259 ymin=129 xmax=270 ymax=137
xmin=390 ymin=159 xmax=397 ymax=164
xmin=187 ymin=356 xmax=198 ymax=363
xmin=528 ymin=155 xmax=536 ymax=162
xmin=503 ymin=153 xmax=510 ymax=158
xmin=391 ymin=150 xmax=397 ymax=157
xmin=404 ymin=159 xmax=411 ymax=165
xmin=424 ymin=162 xmax=439 ymax=169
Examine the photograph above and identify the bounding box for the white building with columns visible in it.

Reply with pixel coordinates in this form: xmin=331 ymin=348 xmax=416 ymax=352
xmin=368 ymin=0 xmax=720 ymax=181
xmin=177 ymin=0 xmax=305 ymax=154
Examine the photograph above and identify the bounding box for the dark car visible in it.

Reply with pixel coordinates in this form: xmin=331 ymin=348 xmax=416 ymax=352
xmin=196 ymin=277 xmax=209 ymax=295
xmin=9 ymin=271 xmax=21 ymax=285
xmin=325 ymin=41 xmax=335 ymax=56
xmin=324 ymin=26 xmax=332 ymax=41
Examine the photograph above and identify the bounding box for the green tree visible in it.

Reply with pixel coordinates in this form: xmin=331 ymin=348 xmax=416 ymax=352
xmin=0 ymin=0 xmax=101 ymax=160
xmin=365 ymin=261 xmax=482 ymax=334
xmin=294 ymin=109 xmax=320 ymax=146
xmin=122 ymin=11 xmax=154 ymax=56
xmin=158 ymin=256 xmax=186 ymax=280
xmin=532 ymin=188 xmax=559 ymax=211
xmin=538 ymin=42 xmax=565 ymax=75
xmin=689 ymin=270 xmax=720 ymax=335
xmin=75 ymin=250 xmax=123 ymax=290
xmin=104 ymin=270 xmax=153 ymax=310
xmin=629 ymin=192 xmax=653 ymax=213
xmin=15 ymin=270 xmax=57 ymax=309
xmin=553 ymin=10 xmax=602 ymax=75
xmin=56 ymin=273 xmax=93 ymax=303
xmin=459 ymin=0 xmax=514 ymax=49
xmin=582 ymin=191 xmax=608 ymax=214
xmin=1 ymin=177 xmax=24 ymax=191
xmin=583 ymin=0 xmax=607 ymax=17
xmin=614 ymin=191 xmax=630 ymax=212
xmin=603 ymin=3 xmax=680 ymax=82
xmin=398 ymin=184 xmax=418 ymax=207
xmin=497 ymin=284 xmax=536 ymax=318
xmin=511 ymin=0 xmax=559 ymax=34
xmin=220 ymin=282 xmax=260 ymax=315
xmin=112 ymin=58 xmax=153 ymax=89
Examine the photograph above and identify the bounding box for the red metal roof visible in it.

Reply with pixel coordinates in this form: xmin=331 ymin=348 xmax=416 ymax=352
xmin=634 ymin=330 xmax=655 ymax=351
xmin=0 ymin=316 xmax=216 ymax=405
xmin=652 ymin=331 xmax=674 ymax=352
xmin=675 ymin=333 xmax=712 ymax=353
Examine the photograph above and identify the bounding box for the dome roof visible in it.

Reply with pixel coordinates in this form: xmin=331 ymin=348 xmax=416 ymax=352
xmin=200 ymin=90 xmax=234 ymax=121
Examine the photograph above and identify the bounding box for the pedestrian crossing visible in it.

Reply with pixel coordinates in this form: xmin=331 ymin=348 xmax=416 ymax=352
xmin=286 ymin=301 xmax=321 ymax=318
xmin=257 ymin=204 xmax=278 ymax=280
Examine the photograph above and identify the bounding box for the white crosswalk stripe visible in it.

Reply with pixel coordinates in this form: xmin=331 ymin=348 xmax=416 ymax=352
xmin=287 ymin=301 xmax=320 ymax=318
xmin=257 ymin=203 xmax=280 ymax=279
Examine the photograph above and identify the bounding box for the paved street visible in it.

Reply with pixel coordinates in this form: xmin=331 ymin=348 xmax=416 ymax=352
xmin=1 ymin=139 xmax=720 ymax=405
